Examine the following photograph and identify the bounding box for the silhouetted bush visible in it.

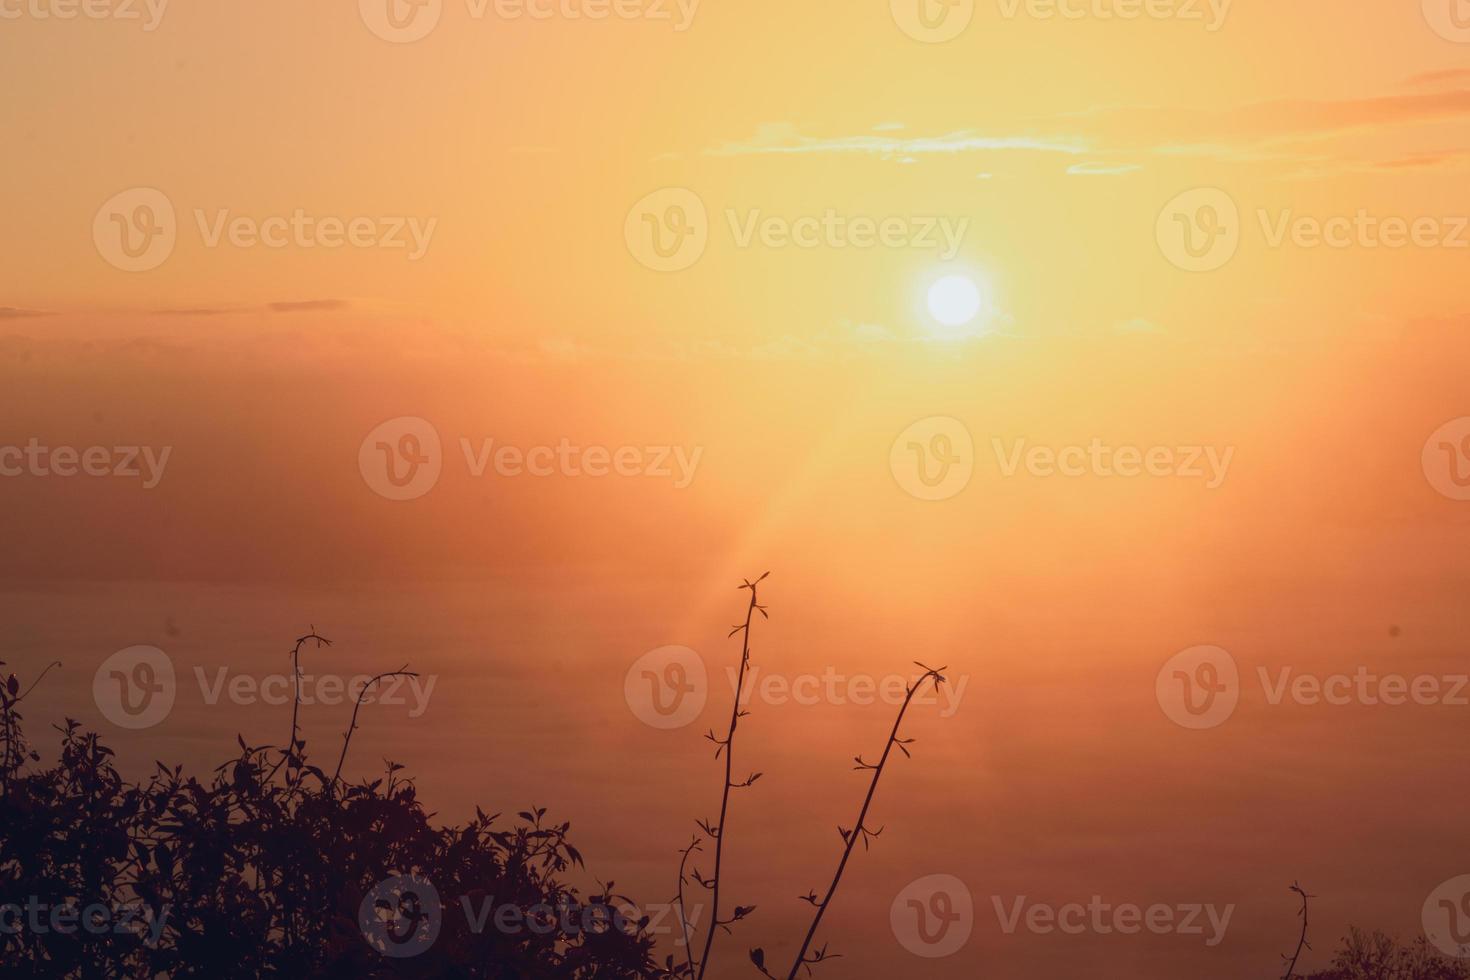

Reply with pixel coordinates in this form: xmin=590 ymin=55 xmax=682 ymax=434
xmin=0 ymin=655 xmax=673 ymax=979
xmin=1304 ymin=929 xmax=1470 ymax=980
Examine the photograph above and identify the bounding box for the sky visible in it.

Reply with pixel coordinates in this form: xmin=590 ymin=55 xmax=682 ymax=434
xmin=3 ymin=1 xmax=1470 ymax=976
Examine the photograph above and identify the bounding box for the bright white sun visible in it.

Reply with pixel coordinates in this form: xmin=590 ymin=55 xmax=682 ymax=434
xmin=926 ymin=274 xmax=984 ymax=329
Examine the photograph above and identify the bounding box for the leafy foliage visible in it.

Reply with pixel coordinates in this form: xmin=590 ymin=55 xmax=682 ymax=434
xmin=0 ymin=657 xmax=673 ymax=979
xmin=1304 ymin=929 xmax=1470 ymax=980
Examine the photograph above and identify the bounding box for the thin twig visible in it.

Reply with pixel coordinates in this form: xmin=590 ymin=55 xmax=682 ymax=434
xmin=1282 ymin=881 xmax=1313 ymax=980
xmin=780 ymin=663 xmax=947 ymax=980
xmin=331 ymin=665 xmax=418 ymax=786
xmin=16 ymin=661 xmax=62 ymax=703
xmin=675 ymin=836 xmax=703 ymax=978
xmin=0 ymin=660 xmax=61 ymax=799
xmin=264 ymin=629 xmax=331 ymax=784
xmin=693 ymin=572 xmax=768 ymax=980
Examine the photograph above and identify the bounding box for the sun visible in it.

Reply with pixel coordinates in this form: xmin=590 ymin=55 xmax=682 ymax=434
xmin=925 ymin=273 xmax=991 ymax=339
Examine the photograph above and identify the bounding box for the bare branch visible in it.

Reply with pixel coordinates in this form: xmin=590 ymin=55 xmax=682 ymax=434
xmin=781 ymin=666 xmax=946 ymax=980
xmin=1281 ymin=881 xmax=1314 ymax=980
xmin=692 ymin=573 xmax=768 ymax=980
xmin=331 ymin=665 xmax=418 ymax=786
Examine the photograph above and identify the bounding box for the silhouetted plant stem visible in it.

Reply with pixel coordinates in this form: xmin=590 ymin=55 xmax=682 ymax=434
xmin=675 ymin=836 xmax=703 ymax=979
xmin=265 ymin=629 xmax=330 ymax=785
xmin=779 ymin=664 xmax=946 ymax=980
xmin=331 ymin=665 xmax=417 ymax=786
xmin=1281 ymin=881 xmax=1313 ymax=980
xmin=0 ymin=659 xmax=60 ymax=799
xmin=693 ymin=572 xmax=769 ymax=980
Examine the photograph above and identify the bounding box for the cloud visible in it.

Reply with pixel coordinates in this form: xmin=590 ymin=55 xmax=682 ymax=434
xmin=1067 ymin=161 xmax=1142 ymax=175
xmin=1077 ymin=89 xmax=1470 ymax=151
xmin=152 ymin=306 xmax=244 ymax=317
xmin=146 ymin=300 xmax=352 ymax=317
xmin=704 ymin=76 xmax=1470 ymax=178
xmin=267 ymin=300 xmax=352 ymax=314
xmin=708 ymin=122 xmax=1089 ymax=159
xmin=1406 ymin=69 xmax=1470 ymax=89
xmin=0 ymin=307 xmax=52 ymax=319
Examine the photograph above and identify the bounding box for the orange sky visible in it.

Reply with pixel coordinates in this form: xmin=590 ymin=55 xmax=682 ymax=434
xmin=3 ymin=1 xmax=1470 ymax=976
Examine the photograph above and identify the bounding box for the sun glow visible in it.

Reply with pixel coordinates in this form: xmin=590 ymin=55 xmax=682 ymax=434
xmin=925 ymin=273 xmax=991 ymax=340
